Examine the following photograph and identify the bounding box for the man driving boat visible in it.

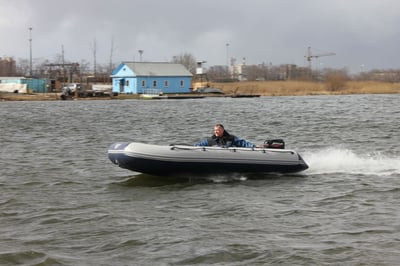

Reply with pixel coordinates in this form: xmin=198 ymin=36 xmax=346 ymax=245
xmin=195 ymin=124 xmax=256 ymax=148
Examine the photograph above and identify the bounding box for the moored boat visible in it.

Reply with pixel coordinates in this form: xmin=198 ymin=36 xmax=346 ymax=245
xmin=108 ymin=142 xmax=308 ymax=176
xmin=140 ymin=94 xmax=168 ymax=99
xmin=140 ymin=89 xmax=168 ymax=99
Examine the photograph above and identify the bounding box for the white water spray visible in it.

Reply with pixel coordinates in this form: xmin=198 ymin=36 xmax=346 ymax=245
xmin=302 ymin=147 xmax=400 ymax=176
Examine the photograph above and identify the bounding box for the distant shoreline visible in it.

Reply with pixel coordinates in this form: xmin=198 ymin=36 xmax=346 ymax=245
xmin=214 ymin=80 xmax=400 ymax=96
xmin=1 ymin=81 xmax=399 ymax=101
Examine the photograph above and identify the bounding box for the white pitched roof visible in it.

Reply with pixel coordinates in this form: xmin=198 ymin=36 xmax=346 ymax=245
xmin=123 ymin=62 xmax=192 ymax=77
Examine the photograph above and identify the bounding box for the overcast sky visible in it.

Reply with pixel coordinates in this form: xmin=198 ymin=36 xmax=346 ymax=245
xmin=1 ymin=0 xmax=400 ymax=73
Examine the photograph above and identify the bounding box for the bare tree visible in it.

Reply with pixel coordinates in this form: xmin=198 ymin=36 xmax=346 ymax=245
xmin=207 ymin=65 xmax=231 ymax=81
xmin=171 ymin=53 xmax=197 ymax=74
xmin=16 ymin=58 xmax=29 ymax=76
xmin=79 ymin=59 xmax=91 ymax=75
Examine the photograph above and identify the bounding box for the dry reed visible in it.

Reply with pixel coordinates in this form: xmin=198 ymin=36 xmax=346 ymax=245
xmin=212 ymin=81 xmax=400 ymax=96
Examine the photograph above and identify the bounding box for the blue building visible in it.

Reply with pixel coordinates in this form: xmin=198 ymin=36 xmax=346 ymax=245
xmin=111 ymin=62 xmax=193 ymax=94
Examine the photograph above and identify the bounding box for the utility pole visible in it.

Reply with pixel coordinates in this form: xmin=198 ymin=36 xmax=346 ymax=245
xmin=61 ymin=45 xmax=65 ymax=83
xmin=29 ymin=27 xmax=33 ymax=77
xmin=92 ymin=38 xmax=97 ymax=78
xmin=61 ymin=45 xmax=65 ymax=65
xmin=138 ymin=50 xmax=143 ymax=62
xmin=226 ymin=43 xmax=230 ymax=79
xmin=109 ymin=37 xmax=116 ymax=75
xmin=225 ymin=43 xmax=229 ymax=67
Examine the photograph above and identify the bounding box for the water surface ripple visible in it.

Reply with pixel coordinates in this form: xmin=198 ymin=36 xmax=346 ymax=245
xmin=1 ymin=94 xmax=399 ymax=265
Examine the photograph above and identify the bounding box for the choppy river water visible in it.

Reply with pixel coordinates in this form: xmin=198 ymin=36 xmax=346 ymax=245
xmin=1 ymin=94 xmax=399 ymax=265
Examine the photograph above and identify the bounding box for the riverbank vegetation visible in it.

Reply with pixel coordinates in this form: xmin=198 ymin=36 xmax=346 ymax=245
xmin=2 ymin=52 xmax=399 ymax=101
xmin=1 ymin=80 xmax=399 ymax=101
xmin=212 ymin=80 xmax=400 ymax=96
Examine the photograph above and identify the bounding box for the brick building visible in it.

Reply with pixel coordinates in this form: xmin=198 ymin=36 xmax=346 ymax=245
xmin=0 ymin=57 xmax=16 ymax=76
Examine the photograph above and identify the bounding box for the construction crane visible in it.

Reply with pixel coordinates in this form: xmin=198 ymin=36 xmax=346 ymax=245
xmin=305 ymin=46 xmax=335 ymax=69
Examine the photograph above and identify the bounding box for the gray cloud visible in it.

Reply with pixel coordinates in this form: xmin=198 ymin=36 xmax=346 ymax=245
xmin=1 ymin=0 xmax=400 ymax=73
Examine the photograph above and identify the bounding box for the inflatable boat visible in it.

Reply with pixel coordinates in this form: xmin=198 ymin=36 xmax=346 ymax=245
xmin=108 ymin=141 xmax=308 ymax=176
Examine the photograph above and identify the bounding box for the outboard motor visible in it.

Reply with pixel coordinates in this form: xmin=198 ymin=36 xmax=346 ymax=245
xmin=263 ymin=139 xmax=285 ymax=149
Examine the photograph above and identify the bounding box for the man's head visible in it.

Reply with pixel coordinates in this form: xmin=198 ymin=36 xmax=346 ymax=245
xmin=214 ymin=124 xmax=225 ymax=137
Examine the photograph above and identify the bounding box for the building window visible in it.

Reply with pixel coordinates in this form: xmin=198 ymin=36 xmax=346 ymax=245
xmin=126 ymin=80 xmax=129 ymax=86
xmin=142 ymin=80 xmax=146 ymax=87
xmin=164 ymin=80 xmax=169 ymax=87
xmin=180 ymin=80 xmax=184 ymax=87
xmin=153 ymin=80 xmax=157 ymax=87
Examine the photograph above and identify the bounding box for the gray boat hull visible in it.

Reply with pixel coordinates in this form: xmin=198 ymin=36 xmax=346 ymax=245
xmin=108 ymin=142 xmax=308 ymax=176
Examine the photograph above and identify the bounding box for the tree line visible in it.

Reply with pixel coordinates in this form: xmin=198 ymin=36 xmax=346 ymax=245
xmin=13 ymin=52 xmax=400 ymax=84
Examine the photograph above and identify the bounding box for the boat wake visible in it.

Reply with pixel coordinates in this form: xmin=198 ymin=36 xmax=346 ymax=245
xmin=302 ymin=147 xmax=400 ymax=176
xmin=204 ymin=173 xmax=249 ymax=183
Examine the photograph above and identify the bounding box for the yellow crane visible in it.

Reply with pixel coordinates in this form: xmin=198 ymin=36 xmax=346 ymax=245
xmin=305 ymin=46 xmax=335 ymax=69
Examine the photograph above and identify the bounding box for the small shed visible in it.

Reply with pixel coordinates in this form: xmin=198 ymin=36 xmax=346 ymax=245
xmin=0 ymin=77 xmax=47 ymax=93
xmin=111 ymin=62 xmax=193 ymax=94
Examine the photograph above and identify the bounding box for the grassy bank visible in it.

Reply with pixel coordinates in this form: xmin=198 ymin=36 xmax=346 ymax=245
xmin=1 ymin=81 xmax=399 ymax=101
